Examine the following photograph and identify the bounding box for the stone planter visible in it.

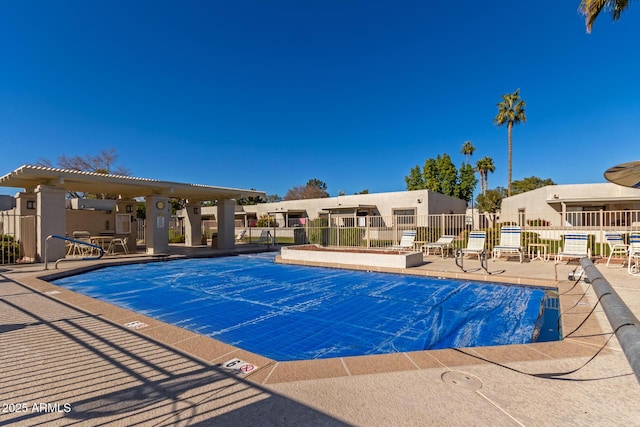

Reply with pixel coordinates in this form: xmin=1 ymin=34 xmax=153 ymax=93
xmin=280 ymin=245 xmax=424 ymax=269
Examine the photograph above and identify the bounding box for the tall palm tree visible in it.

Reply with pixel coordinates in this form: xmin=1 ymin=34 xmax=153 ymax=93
xmin=475 ymin=156 xmax=495 ymax=195
xmin=579 ymin=0 xmax=633 ymax=33
xmin=494 ymin=89 xmax=526 ymax=197
xmin=460 ymin=141 xmax=476 ymax=165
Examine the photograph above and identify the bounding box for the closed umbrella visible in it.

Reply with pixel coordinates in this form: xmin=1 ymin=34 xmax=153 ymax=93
xmin=604 ymin=161 xmax=640 ymax=188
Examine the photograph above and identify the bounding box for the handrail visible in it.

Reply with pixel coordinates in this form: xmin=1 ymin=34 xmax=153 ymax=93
xmin=44 ymin=235 xmax=105 ymax=270
xmin=581 ymin=257 xmax=640 ymax=385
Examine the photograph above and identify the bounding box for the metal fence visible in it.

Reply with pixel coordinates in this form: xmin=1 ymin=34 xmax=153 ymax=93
xmin=282 ymin=210 xmax=640 ymax=258
xmin=0 ymin=213 xmax=37 ymax=264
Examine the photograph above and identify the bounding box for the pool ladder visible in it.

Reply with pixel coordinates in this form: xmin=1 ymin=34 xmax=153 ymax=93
xmin=44 ymin=234 xmax=105 ymax=270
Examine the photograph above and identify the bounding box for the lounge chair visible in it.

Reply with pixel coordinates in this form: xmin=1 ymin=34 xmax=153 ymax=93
xmin=421 ymin=235 xmax=456 ymax=258
xmin=390 ymin=230 xmax=417 ymax=251
xmin=257 ymin=230 xmax=273 ymax=244
xmin=555 ymin=233 xmax=591 ymax=263
xmin=605 ymin=232 xmax=628 ymax=268
xmin=458 ymin=231 xmax=486 ymax=259
xmin=235 ymin=229 xmax=247 ymax=242
xmin=492 ymin=226 xmax=523 ymax=262
xmin=628 ymin=232 xmax=640 ymax=276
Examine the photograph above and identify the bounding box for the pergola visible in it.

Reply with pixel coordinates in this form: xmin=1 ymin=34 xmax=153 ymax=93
xmin=0 ymin=165 xmax=265 ymax=261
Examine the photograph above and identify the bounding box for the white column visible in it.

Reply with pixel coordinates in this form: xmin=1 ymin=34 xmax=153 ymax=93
xmin=145 ymin=196 xmax=170 ymax=254
xmin=184 ymin=201 xmax=202 ymax=246
xmin=217 ymin=199 xmax=236 ymax=250
xmin=35 ymin=185 xmax=67 ymax=262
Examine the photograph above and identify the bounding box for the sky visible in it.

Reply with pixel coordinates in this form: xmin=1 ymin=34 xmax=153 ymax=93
xmin=1 ymin=1 xmax=639 ymax=198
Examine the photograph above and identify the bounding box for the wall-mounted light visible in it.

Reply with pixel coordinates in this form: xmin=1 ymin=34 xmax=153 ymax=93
xmin=417 ymin=198 xmax=423 ymax=204
xmin=126 ymin=205 xmax=133 ymax=213
xmin=26 ymin=201 xmax=36 ymax=209
xmin=193 ymin=207 xmax=199 ymax=214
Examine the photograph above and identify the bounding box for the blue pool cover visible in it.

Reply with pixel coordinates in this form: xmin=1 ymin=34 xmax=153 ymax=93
xmin=52 ymin=253 xmax=557 ymax=361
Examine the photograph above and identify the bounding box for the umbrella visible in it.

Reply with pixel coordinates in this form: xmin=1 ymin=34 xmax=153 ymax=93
xmin=604 ymin=161 xmax=640 ymax=188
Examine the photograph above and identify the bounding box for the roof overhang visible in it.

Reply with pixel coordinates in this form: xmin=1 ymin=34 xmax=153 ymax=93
xmin=266 ymin=209 xmax=307 ymax=214
xmin=547 ymin=196 xmax=640 ymax=204
xmin=0 ymin=165 xmax=265 ymax=202
xmin=319 ymin=204 xmax=377 ymax=212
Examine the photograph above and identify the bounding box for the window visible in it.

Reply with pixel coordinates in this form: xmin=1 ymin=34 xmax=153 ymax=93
xmin=393 ymin=209 xmax=416 ymax=226
xmin=116 ymin=214 xmax=132 ymax=234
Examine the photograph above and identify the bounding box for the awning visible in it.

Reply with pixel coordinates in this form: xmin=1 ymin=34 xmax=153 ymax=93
xmin=0 ymin=165 xmax=265 ymax=201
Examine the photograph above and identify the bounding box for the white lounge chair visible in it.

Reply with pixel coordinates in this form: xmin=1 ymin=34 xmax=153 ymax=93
xmin=555 ymin=233 xmax=591 ymax=263
xmin=235 ymin=229 xmax=247 ymax=242
xmin=257 ymin=230 xmax=273 ymax=244
xmin=492 ymin=226 xmax=523 ymax=262
xmin=390 ymin=230 xmax=417 ymax=251
xmin=628 ymin=232 xmax=640 ymax=276
xmin=459 ymin=231 xmax=486 ymax=259
xmin=422 ymin=235 xmax=456 ymax=258
xmin=605 ymin=232 xmax=628 ymax=268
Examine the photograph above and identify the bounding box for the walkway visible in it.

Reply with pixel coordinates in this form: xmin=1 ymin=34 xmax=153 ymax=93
xmin=1 ymin=251 xmax=639 ymax=426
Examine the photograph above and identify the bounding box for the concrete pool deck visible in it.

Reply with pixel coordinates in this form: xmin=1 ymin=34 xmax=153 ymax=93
xmin=1 ymin=248 xmax=639 ymax=426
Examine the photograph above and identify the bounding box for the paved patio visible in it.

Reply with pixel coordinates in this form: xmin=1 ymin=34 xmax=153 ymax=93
xmin=1 ymin=249 xmax=639 ymax=426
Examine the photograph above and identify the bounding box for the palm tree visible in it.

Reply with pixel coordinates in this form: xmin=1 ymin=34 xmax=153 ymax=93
xmin=494 ymin=89 xmax=526 ymax=197
xmin=460 ymin=141 xmax=476 ymax=165
xmin=579 ymin=0 xmax=633 ymax=33
xmin=475 ymin=156 xmax=495 ymax=195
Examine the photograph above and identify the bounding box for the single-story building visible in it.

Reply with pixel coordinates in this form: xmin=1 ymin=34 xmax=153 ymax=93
xmin=190 ymin=189 xmax=467 ymax=229
xmin=499 ymin=183 xmax=640 ymax=227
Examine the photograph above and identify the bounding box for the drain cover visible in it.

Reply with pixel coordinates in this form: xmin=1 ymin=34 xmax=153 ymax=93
xmin=441 ymin=370 xmax=483 ymax=390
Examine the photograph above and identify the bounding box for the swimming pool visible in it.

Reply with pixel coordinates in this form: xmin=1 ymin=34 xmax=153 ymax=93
xmin=52 ymin=253 xmax=560 ymax=361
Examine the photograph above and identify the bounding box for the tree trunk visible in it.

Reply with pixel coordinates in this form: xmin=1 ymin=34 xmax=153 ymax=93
xmin=507 ymin=121 xmax=513 ymax=197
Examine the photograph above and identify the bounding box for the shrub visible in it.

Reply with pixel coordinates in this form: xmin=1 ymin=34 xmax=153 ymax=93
xmin=168 ymin=231 xmax=185 ymax=243
xmin=0 ymin=235 xmax=20 ymax=263
xmin=256 ymin=215 xmax=277 ymax=227
xmin=527 ymin=218 xmax=550 ymax=227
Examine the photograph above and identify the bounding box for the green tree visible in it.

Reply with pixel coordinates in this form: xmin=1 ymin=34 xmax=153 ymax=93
xmin=435 ymin=154 xmax=458 ymax=197
xmin=475 ymin=156 xmax=495 ymax=196
xmin=494 ymin=89 xmax=526 ymax=197
xmin=404 ymin=153 xmax=477 ymax=203
xmin=422 ymin=158 xmax=440 ymax=193
xmin=511 ymin=176 xmax=556 ymax=195
xmin=404 ymin=166 xmax=425 ymax=190
xmin=579 ymin=0 xmax=633 ymax=33
xmin=476 ymin=187 xmax=507 ymax=213
xmin=460 ymin=141 xmax=476 ymax=165
xmin=456 ymin=163 xmax=478 ymax=203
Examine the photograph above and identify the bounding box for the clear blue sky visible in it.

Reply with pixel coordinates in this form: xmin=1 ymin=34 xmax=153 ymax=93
xmin=1 ymin=1 xmax=639 ymax=198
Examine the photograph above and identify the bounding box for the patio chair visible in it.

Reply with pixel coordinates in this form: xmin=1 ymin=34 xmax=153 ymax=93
xmin=421 ymin=235 xmax=456 ymax=258
xmin=605 ymin=232 xmax=628 ymax=268
xmin=390 ymin=230 xmax=417 ymax=251
xmin=555 ymin=233 xmax=591 ymax=263
xmin=70 ymin=231 xmax=98 ymax=256
xmin=492 ymin=226 xmax=523 ymax=262
xmin=628 ymin=232 xmax=640 ymax=276
xmin=458 ymin=231 xmax=486 ymax=259
xmin=108 ymin=236 xmax=129 ymax=254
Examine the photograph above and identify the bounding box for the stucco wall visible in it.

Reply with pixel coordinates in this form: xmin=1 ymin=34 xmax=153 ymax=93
xmin=500 ymin=183 xmax=640 ymax=226
xmin=200 ymin=189 xmax=467 ymax=223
